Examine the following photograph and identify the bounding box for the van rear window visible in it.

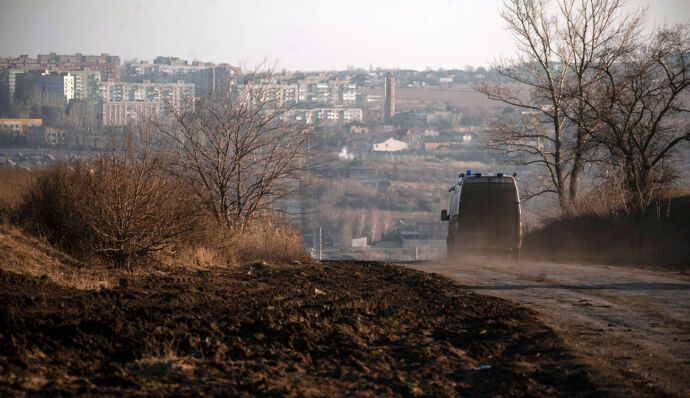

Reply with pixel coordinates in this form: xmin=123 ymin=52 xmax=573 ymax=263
xmin=460 ymin=179 xmax=518 ymax=219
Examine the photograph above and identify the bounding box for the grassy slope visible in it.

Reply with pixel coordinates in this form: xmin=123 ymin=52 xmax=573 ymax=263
xmin=0 ymin=224 xmax=117 ymax=289
xmin=524 ymin=194 xmax=690 ymax=268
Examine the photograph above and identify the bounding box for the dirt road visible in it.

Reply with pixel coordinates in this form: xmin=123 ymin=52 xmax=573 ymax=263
xmin=408 ymin=259 xmax=690 ymax=397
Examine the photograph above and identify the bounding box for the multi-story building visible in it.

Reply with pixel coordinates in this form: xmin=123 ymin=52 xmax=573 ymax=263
xmin=7 ymin=68 xmax=28 ymax=101
xmin=100 ymin=81 xmax=195 ymax=107
xmin=1 ymin=53 xmax=120 ymax=109
xmin=12 ymin=70 xmax=101 ymax=103
xmin=123 ymin=57 xmax=240 ymax=96
xmin=280 ymin=83 xmax=300 ymax=104
xmin=122 ymin=62 xmax=157 ymax=82
xmin=63 ymin=74 xmax=75 ymax=100
xmin=99 ymin=81 xmax=195 ymax=126
xmin=35 ymin=53 xmax=120 ymax=81
xmin=13 ymin=71 xmax=67 ymax=102
xmin=341 ymin=108 xmax=364 ymax=124
xmin=102 ymin=101 xmax=160 ymax=126
xmin=342 ymin=83 xmax=359 ymax=106
xmin=287 ymin=107 xmax=363 ymax=126
xmin=63 ymin=71 xmax=101 ymax=101
xmin=314 ymin=83 xmax=331 ymax=104
xmin=124 ymin=61 xmax=213 ymax=94
xmin=0 ymin=55 xmax=43 ymax=70
xmin=366 ymin=94 xmax=383 ymax=110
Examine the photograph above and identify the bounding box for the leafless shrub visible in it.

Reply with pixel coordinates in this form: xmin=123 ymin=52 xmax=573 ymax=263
xmin=19 ymin=164 xmax=91 ymax=252
xmin=20 ymin=137 xmax=201 ymax=270
xmin=82 ymin=141 xmax=201 ymax=269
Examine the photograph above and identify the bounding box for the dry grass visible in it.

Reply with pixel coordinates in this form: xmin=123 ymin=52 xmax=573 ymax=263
xmin=169 ymin=222 xmax=309 ymax=268
xmin=0 ymin=224 xmax=116 ymax=290
xmin=0 ymin=169 xmax=33 ymax=222
xmin=524 ymin=188 xmax=690 ymax=267
xmin=1 ymin=159 xmax=308 ymax=280
xmin=230 ymin=222 xmax=309 ymax=263
xmin=132 ymin=338 xmax=200 ymax=380
xmin=0 ymin=171 xmax=120 ymax=289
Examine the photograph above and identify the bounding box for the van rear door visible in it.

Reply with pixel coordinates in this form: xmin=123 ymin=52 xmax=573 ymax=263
xmin=458 ymin=177 xmax=519 ymax=248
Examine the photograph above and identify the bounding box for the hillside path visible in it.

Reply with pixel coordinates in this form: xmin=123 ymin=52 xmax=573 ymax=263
xmin=407 ymin=259 xmax=690 ymax=397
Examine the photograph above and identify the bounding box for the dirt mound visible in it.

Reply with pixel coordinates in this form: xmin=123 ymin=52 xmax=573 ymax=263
xmin=0 ymin=261 xmax=600 ymax=397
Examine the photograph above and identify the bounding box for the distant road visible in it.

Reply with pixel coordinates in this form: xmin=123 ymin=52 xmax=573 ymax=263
xmin=408 ymin=258 xmax=690 ymax=397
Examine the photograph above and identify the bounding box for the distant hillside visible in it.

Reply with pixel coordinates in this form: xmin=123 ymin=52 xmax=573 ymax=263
xmin=362 ymin=85 xmax=501 ymax=110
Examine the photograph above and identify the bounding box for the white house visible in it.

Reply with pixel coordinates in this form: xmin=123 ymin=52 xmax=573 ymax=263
xmin=373 ymin=137 xmax=408 ymax=152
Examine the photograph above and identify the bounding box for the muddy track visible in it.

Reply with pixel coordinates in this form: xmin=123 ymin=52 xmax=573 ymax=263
xmin=1 ymin=261 xmax=600 ymax=397
xmin=410 ymin=258 xmax=690 ymax=398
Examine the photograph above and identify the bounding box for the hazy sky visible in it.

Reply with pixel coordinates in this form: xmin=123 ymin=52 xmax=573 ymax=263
xmin=1 ymin=0 xmax=688 ymax=71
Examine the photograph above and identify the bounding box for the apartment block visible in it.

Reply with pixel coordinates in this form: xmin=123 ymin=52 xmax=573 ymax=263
xmin=64 ymin=70 xmax=101 ymax=101
xmin=99 ymin=81 xmax=195 ymax=109
xmin=123 ymin=57 xmax=240 ymax=96
xmin=287 ymin=107 xmax=363 ymax=125
xmin=102 ymin=101 xmax=160 ymax=126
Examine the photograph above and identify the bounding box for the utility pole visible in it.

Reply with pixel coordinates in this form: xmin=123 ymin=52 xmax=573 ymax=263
xmin=319 ymin=226 xmax=322 ymax=261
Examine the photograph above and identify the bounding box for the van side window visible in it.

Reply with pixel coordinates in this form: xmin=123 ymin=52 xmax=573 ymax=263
xmin=450 ymin=190 xmax=460 ymax=215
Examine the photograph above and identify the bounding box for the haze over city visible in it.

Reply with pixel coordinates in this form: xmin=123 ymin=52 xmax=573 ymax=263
xmin=1 ymin=0 xmax=689 ymax=70
xmin=1 ymin=0 xmax=690 ymax=396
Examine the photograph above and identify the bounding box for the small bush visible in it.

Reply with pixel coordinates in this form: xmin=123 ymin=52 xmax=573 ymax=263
xmin=20 ymin=150 xmax=201 ymax=270
xmin=19 ymin=164 xmax=91 ymax=252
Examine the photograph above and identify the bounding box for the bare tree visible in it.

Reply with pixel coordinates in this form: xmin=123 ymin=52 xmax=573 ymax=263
xmin=85 ymin=136 xmax=200 ymax=269
xmin=66 ymin=99 xmax=98 ymax=128
xmin=477 ymin=0 xmax=571 ymax=208
xmin=477 ymin=0 xmax=642 ymax=210
xmin=560 ymin=0 xmax=644 ymax=204
xmin=584 ymin=25 xmax=690 ymax=212
xmin=157 ymin=74 xmax=312 ymax=228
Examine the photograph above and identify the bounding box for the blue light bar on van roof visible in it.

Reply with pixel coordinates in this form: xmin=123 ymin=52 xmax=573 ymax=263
xmin=466 ymin=169 xmax=472 ymax=175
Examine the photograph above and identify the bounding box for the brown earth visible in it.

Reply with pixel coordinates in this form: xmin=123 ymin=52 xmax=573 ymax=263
xmin=410 ymin=258 xmax=690 ymax=398
xmin=0 ymin=261 xmax=602 ymax=397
